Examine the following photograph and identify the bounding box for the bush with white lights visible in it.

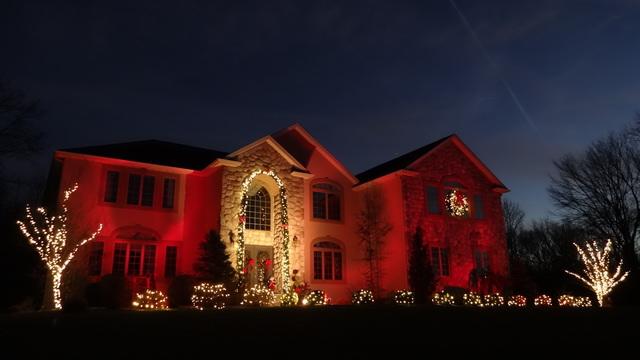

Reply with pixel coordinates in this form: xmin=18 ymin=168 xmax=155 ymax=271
xmin=241 ymin=285 xmax=275 ymax=307
xmin=351 ymin=289 xmax=375 ymax=305
xmin=507 ymin=295 xmax=527 ymax=307
xmin=463 ymin=291 xmax=483 ymax=306
xmin=302 ymin=290 xmax=328 ymax=306
xmin=191 ymin=283 xmax=230 ymax=310
xmin=558 ymin=294 xmax=592 ymax=307
xmin=482 ymin=293 xmax=505 ymax=307
xmin=432 ymin=291 xmax=456 ymax=306
xmin=392 ymin=290 xmax=415 ymax=305
xmin=280 ymin=291 xmax=299 ymax=306
xmin=132 ymin=289 xmax=168 ymax=310
xmin=534 ymin=294 xmax=553 ymax=306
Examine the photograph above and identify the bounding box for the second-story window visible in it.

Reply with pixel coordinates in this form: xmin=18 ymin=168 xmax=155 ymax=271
xmin=312 ymin=182 xmax=341 ymax=221
xmin=474 ymin=195 xmax=484 ymax=219
xmin=127 ymin=174 xmax=141 ymax=205
xmin=163 ymin=178 xmax=176 ymax=209
xmin=126 ymin=174 xmax=155 ymax=206
xmin=141 ymin=176 xmax=155 ymax=207
xmin=104 ymin=171 xmax=119 ymax=203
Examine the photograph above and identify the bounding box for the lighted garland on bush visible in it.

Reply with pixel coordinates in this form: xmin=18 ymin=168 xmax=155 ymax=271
xmin=392 ymin=290 xmax=415 ymax=305
xmin=463 ymin=291 xmax=483 ymax=306
xmin=507 ymin=295 xmax=527 ymax=307
xmin=432 ymin=291 xmax=456 ymax=306
xmin=242 ymin=284 xmax=275 ymax=306
xmin=558 ymin=294 xmax=592 ymax=307
xmin=302 ymin=290 xmax=328 ymax=305
xmin=483 ymin=293 xmax=505 ymax=307
xmin=534 ymin=294 xmax=553 ymax=306
xmin=191 ymin=283 xmax=230 ymax=310
xmin=132 ymin=290 xmax=168 ymax=310
xmin=351 ymin=289 xmax=375 ymax=305
xmin=445 ymin=189 xmax=469 ymax=217
xmin=237 ymin=169 xmax=291 ymax=292
xmin=280 ymin=291 xmax=299 ymax=306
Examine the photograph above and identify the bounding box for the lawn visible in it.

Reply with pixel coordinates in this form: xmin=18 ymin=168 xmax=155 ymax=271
xmin=1 ymin=306 xmax=637 ymax=357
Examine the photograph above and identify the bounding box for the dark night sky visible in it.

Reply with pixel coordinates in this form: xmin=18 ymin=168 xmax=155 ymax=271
xmin=2 ymin=0 xmax=640 ymax=221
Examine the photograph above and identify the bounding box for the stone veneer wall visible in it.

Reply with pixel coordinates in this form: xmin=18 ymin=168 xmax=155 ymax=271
xmin=220 ymin=143 xmax=305 ymax=290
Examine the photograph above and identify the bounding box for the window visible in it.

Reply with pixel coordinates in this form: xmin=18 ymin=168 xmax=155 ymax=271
xmin=312 ymin=182 xmax=341 ymax=221
xmin=165 ymin=246 xmax=178 ymax=278
xmin=246 ymin=187 xmax=271 ymax=231
xmin=141 ymin=176 xmax=155 ymax=207
xmin=431 ymin=247 xmax=449 ymax=277
xmin=162 ymin=178 xmax=176 ymax=209
xmin=143 ymin=245 xmax=156 ymax=276
xmin=312 ymin=241 xmax=343 ymax=281
xmin=88 ymin=241 xmax=104 ymax=276
xmin=127 ymin=244 xmax=142 ymax=275
xmin=474 ymin=195 xmax=484 ymax=219
xmin=112 ymin=243 xmax=127 ymax=275
xmin=474 ymin=250 xmax=489 ymax=274
xmin=426 ymin=186 xmax=440 ymax=214
xmin=104 ymin=171 xmax=119 ymax=203
xmin=127 ymin=174 xmax=142 ymax=205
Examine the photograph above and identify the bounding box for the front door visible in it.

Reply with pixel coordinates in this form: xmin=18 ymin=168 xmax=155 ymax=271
xmin=245 ymin=245 xmax=274 ymax=289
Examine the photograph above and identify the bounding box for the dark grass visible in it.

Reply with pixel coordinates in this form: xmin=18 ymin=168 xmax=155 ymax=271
xmin=1 ymin=306 xmax=637 ymax=357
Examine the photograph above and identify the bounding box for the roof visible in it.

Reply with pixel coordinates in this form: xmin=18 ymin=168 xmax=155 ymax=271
xmin=356 ymin=135 xmax=454 ymax=184
xmin=61 ymin=140 xmax=228 ymax=170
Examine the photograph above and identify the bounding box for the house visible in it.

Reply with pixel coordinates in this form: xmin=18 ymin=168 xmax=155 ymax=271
xmin=46 ymin=124 xmax=509 ymax=303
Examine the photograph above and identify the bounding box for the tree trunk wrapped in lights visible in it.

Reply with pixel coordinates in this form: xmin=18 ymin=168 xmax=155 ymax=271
xmin=565 ymin=239 xmax=629 ymax=307
xmin=16 ymin=184 xmax=102 ymax=310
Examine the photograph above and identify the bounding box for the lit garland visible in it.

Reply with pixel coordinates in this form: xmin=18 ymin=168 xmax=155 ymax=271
xmin=432 ymin=291 xmax=456 ymax=306
xmin=191 ymin=283 xmax=230 ymax=310
xmin=280 ymin=291 xmax=299 ymax=306
xmin=463 ymin=291 xmax=483 ymax=306
xmin=351 ymin=289 xmax=375 ymax=305
xmin=392 ymin=290 xmax=415 ymax=305
xmin=558 ymin=294 xmax=592 ymax=308
xmin=132 ymin=290 xmax=168 ymax=310
xmin=445 ymin=189 xmax=469 ymax=217
xmin=534 ymin=294 xmax=553 ymax=306
xmin=483 ymin=293 xmax=505 ymax=307
xmin=16 ymin=183 xmax=103 ymax=310
xmin=565 ymin=239 xmax=629 ymax=307
xmin=302 ymin=290 xmax=328 ymax=306
xmin=237 ymin=169 xmax=291 ymax=292
xmin=507 ymin=295 xmax=527 ymax=307
xmin=241 ymin=284 xmax=275 ymax=306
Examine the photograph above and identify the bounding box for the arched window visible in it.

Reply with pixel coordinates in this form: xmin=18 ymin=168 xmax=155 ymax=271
xmin=246 ymin=187 xmax=271 ymax=230
xmin=312 ymin=182 xmax=342 ymax=221
xmin=312 ymin=240 xmax=343 ymax=281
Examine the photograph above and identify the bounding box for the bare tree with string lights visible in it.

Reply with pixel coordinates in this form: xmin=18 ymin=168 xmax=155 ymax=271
xmin=16 ymin=184 xmax=102 ymax=310
xmin=565 ymin=239 xmax=629 ymax=307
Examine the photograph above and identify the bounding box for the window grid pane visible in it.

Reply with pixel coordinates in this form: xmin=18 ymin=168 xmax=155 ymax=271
xmin=312 ymin=192 xmax=326 ymax=219
xmin=441 ymin=249 xmax=449 ymax=276
xmin=427 ymin=187 xmax=439 ymax=214
xmin=334 ymin=252 xmax=343 ymax=280
xmin=128 ymin=244 xmax=142 ymax=275
xmin=88 ymin=241 xmax=104 ymax=276
xmin=246 ymin=188 xmax=271 ymax=230
xmin=431 ymin=248 xmax=440 ymax=276
xmin=327 ymin=193 xmax=340 ymax=220
xmin=323 ymin=251 xmax=333 ymax=280
xmin=474 ymin=195 xmax=484 ymax=219
xmin=313 ymin=251 xmax=322 ymax=280
xmin=112 ymin=243 xmax=127 ymax=275
xmin=143 ymin=245 xmax=156 ymax=276
xmin=164 ymin=246 xmax=177 ymax=278
xmin=162 ymin=178 xmax=175 ymax=209
xmin=127 ymin=174 xmax=141 ymax=205
xmin=141 ymin=176 xmax=155 ymax=207
xmin=104 ymin=171 xmax=119 ymax=203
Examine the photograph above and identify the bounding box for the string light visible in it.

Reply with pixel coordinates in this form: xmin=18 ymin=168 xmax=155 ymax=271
xmin=445 ymin=189 xmax=469 ymax=217
xmin=432 ymin=291 xmax=456 ymax=306
xmin=351 ymin=289 xmax=375 ymax=305
xmin=507 ymin=295 xmax=527 ymax=307
xmin=534 ymin=294 xmax=552 ymax=306
xmin=392 ymin=290 xmax=415 ymax=305
xmin=191 ymin=283 xmax=230 ymax=310
xmin=132 ymin=290 xmax=168 ymax=310
xmin=241 ymin=284 xmax=275 ymax=306
xmin=463 ymin=291 xmax=483 ymax=306
xmin=565 ymin=239 xmax=629 ymax=307
xmin=302 ymin=290 xmax=328 ymax=306
xmin=16 ymin=183 xmax=103 ymax=310
xmin=237 ymin=169 xmax=291 ymax=292
xmin=558 ymin=294 xmax=592 ymax=307
xmin=483 ymin=293 xmax=504 ymax=307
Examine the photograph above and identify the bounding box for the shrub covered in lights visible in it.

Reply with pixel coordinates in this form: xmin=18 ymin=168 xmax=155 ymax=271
xmin=463 ymin=292 xmax=483 ymax=307
xmin=507 ymin=295 xmax=527 ymax=307
xmin=132 ymin=290 xmax=168 ymax=310
xmin=558 ymin=294 xmax=592 ymax=307
xmin=302 ymin=290 xmax=328 ymax=306
xmin=482 ymin=293 xmax=505 ymax=307
xmin=432 ymin=291 xmax=456 ymax=306
xmin=280 ymin=291 xmax=299 ymax=307
xmin=241 ymin=285 xmax=275 ymax=307
xmin=534 ymin=294 xmax=553 ymax=306
xmin=191 ymin=283 xmax=230 ymax=310
xmin=351 ymin=289 xmax=375 ymax=305
xmin=392 ymin=290 xmax=415 ymax=305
